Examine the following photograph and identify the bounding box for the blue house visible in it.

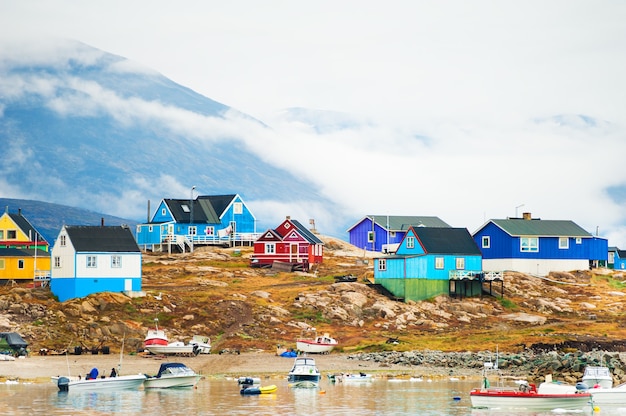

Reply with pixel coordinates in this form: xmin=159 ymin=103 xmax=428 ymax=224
xmin=608 ymin=247 xmax=626 ymax=270
xmin=135 ymin=194 xmax=258 ymax=252
xmin=50 ymin=225 xmax=142 ymax=302
xmin=472 ymin=213 xmax=608 ymax=276
xmin=374 ymin=226 xmax=483 ymax=301
xmin=347 ymin=215 xmax=450 ymax=253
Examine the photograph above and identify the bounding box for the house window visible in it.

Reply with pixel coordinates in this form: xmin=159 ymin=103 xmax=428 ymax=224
xmin=367 ymin=231 xmax=375 ymax=243
xmin=378 ymin=259 xmax=387 ymax=271
xmin=576 ymin=237 xmax=582 ymax=244
xmin=136 ymin=225 xmax=141 ymax=234
xmin=161 ymin=208 xmax=166 ymax=216
xmin=520 ymin=237 xmax=539 ymax=252
xmin=265 ymin=243 xmax=275 ymax=254
xmin=0 ymin=259 xmax=4 ymax=269
xmin=456 ymin=257 xmax=465 ymax=270
xmin=18 ymin=259 xmax=24 ymax=269
xmin=406 ymin=236 xmax=415 ymax=249
xmin=54 ymin=257 xmax=61 ymax=268
xmin=189 ymin=226 xmax=197 ymax=236
xmin=204 ymin=227 xmax=214 ymax=235
xmin=389 ymin=231 xmax=396 ymax=238
xmin=435 ymin=257 xmax=444 ymax=269
xmin=234 ymin=202 xmax=243 ymax=214
xmin=0 ymin=230 xmax=3 ymax=239
xmin=482 ymin=236 xmax=490 ymax=248
xmin=7 ymin=230 xmax=17 ymax=239
xmin=285 ymin=222 xmax=291 ymax=229
xmin=181 ymin=204 xmax=190 ymax=213
xmin=60 ymin=235 xmax=66 ymax=247
xmin=559 ymin=237 xmax=569 ymax=249
xmin=111 ymin=256 xmax=122 ymax=268
xmin=87 ymin=256 xmax=97 ymax=268
xmin=148 ymin=225 xmax=153 ymax=232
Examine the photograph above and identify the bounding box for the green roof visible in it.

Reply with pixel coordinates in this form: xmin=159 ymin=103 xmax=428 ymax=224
xmin=491 ymin=219 xmax=591 ymax=237
xmin=370 ymin=215 xmax=450 ymax=231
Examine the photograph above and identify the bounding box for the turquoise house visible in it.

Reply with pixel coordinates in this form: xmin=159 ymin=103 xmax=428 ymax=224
xmin=374 ymin=226 xmax=483 ymax=301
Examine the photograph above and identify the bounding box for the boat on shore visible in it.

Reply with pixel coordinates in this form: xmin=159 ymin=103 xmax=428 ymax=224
xmin=145 ymin=341 xmax=199 ymax=356
xmin=144 ymin=362 xmax=202 ymax=389
xmin=582 ymin=365 xmax=613 ymax=389
xmin=295 ymin=329 xmax=338 ymax=354
xmin=144 ymin=319 xmax=168 ymax=348
xmin=287 ymin=356 xmax=321 ymax=388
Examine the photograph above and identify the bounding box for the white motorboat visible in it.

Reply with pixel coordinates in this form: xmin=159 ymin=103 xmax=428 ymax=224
xmin=144 ymin=319 xmax=168 ymax=348
xmin=296 ymin=329 xmax=338 ymax=354
xmin=144 ymin=362 xmax=202 ymax=389
xmin=145 ymin=341 xmax=199 ymax=356
xmin=288 ymin=356 xmax=321 ymax=387
xmin=582 ymin=365 xmax=613 ymax=389
xmin=588 ymin=381 xmax=626 ymax=405
xmin=189 ymin=335 xmax=211 ymax=354
xmin=329 ymin=372 xmax=373 ymax=383
xmin=54 ymin=368 xmax=146 ymax=392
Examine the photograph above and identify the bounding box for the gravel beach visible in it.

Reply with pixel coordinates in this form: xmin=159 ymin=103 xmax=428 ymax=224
xmin=0 ymin=351 xmax=464 ymax=384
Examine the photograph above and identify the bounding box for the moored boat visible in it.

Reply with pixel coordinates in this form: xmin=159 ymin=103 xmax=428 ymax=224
xmin=587 ymin=381 xmax=626 ymax=405
xmin=240 ymin=384 xmax=278 ymax=395
xmin=582 ymin=365 xmax=613 ymax=389
xmin=144 ymin=362 xmax=202 ymax=389
xmin=54 ymin=368 xmax=146 ymax=392
xmin=329 ymin=372 xmax=373 ymax=383
xmin=295 ymin=328 xmax=338 ymax=354
xmin=288 ymin=356 xmax=321 ymax=388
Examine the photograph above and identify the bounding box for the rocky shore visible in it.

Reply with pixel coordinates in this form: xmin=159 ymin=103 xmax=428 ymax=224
xmin=348 ymin=349 xmax=626 ymax=384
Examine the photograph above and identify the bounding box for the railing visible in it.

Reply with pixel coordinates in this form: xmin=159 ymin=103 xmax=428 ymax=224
xmin=164 ymin=233 xmax=261 ymax=245
xmin=449 ymin=271 xmax=503 ymax=281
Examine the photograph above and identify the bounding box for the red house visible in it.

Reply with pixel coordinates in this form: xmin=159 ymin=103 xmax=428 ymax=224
xmin=250 ymin=217 xmax=324 ymax=271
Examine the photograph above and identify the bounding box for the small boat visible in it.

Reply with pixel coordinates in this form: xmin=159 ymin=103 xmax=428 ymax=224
xmin=296 ymin=328 xmax=338 ymax=354
xmin=189 ymin=335 xmax=211 ymax=354
xmin=145 ymin=341 xmax=199 ymax=356
xmin=144 ymin=362 xmax=202 ymax=389
xmin=240 ymin=384 xmax=278 ymax=395
xmin=144 ymin=318 xmax=168 ymax=348
xmin=588 ymin=381 xmax=626 ymax=405
xmin=329 ymin=372 xmax=373 ymax=383
xmin=582 ymin=365 xmax=613 ymax=389
xmin=238 ymin=376 xmax=261 ymax=386
xmin=288 ymin=356 xmax=321 ymax=387
xmin=54 ymin=368 xmax=146 ymax=392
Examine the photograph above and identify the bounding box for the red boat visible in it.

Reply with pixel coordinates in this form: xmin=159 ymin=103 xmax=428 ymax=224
xmin=144 ymin=319 xmax=168 ymax=348
xmin=470 ymin=382 xmax=592 ymax=411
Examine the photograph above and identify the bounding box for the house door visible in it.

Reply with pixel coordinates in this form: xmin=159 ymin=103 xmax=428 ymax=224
xmin=124 ymin=279 xmax=132 ymax=292
xmin=290 ymin=244 xmax=298 ymax=262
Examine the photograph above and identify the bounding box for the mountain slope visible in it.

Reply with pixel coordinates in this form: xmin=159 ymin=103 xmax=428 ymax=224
xmin=0 ymin=39 xmax=331 ymax=233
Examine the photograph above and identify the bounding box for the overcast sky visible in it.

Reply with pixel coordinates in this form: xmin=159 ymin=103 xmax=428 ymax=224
xmin=2 ymin=1 xmax=626 ymax=246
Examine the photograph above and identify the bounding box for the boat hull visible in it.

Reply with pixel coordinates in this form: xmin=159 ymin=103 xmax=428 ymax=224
xmin=240 ymin=385 xmax=278 ymax=395
xmin=145 ymin=344 xmax=197 ymax=355
xmin=144 ymin=374 xmax=201 ymax=389
xmin=56 ymin=374 xmax=146 ymax=392
xmin=295 ymin=340 xmax=335 ymax=354
xmin=589 ymin=385 xmax=626 ymax=405
xmin=470 ymin=389 xmax=591 ymax=410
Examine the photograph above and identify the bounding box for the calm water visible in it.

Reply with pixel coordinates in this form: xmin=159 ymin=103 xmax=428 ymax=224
xmin=1 ymin=378 xmax=623 ymax=415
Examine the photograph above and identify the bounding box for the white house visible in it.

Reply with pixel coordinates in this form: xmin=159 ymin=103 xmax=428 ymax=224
xmin=50 ymin=225 xmax=142 ymax=302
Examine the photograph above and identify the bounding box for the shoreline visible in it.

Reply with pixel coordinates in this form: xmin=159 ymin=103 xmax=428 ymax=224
xmin=0 ymin=352 xmax=478 ymax=384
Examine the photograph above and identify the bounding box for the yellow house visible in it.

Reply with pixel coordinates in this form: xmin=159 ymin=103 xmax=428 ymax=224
xmin=0 ymin=208 xmax=50 ymax=283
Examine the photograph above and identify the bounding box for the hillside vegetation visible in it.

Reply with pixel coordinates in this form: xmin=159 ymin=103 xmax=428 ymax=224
xmin=2 ymin=236 xmax=626 ymax=356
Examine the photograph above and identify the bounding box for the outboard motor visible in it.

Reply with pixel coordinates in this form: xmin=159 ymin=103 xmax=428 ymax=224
xmin=57 ymin=376 xmax=70 ymax=392
xmin=238 ymin=377 xmax=255 ymax=386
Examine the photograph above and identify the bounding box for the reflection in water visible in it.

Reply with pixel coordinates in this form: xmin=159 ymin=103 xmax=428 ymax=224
xmin=1 ymin=379 xmax=624 ymax=415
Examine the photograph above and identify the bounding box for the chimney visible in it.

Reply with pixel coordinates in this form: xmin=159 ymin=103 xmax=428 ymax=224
xmin=286 ymin=215 xmax=291 ymax=220
xmin=101 ymin=217 xmax=105 ymax=227
xmin=523 ymin=212 xmax=532 ymax=220
xmin=147 ymin=200 xmax=151 ymax=223
xmin=18 ymin=208 xmax=21 ymax=216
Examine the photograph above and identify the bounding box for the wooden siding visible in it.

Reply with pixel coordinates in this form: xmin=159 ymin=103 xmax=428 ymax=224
xmin=348 ymin=218 xmax=404 ymax=252
xmin=377 ymin=278 xmax=450 ymax=301
xmin=0 ymin=254 xmax=50 ymax=280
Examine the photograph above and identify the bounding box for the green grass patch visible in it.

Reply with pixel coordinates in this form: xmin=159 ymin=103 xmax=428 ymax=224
xmin=499 ymin=298 xmax=519 ymax=310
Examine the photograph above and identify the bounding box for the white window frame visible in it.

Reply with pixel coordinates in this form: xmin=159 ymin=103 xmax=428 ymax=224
xmin=189 ymin=226 xmax=197 ymax=236
xmin=576 ymin=237 xmax=582 ymax=244
xmin=111 ymin=255 xmax=122 ymax=268
xmin=265 ymin=243 xmax=275 ymax=254
xmin=161 ymin=208 xmax=166 ymax=216
xmin=520 ymin=237 xmax=539 ymax=252
xmin=367 ymin=231 xmax=375 ymax=243
xmin=378 ymin=258 xmax=387 ymax=271
xmin=233 ymin=202 xmax=243 ymax=214
xmin=455 ymin=257 xmax=465 ymax=270
xmin=87 ymin=256 xmax=97 ymax=268
xmin=204 ymin=226 xmax=214 ymax=235
xmin=60 ymin=235 xmax=66 ymax=247
xmin=54 ymin=256 xmax=61 ymax=268
xmin=406 ymin=236 xmax=415 ymax=249
xmin=482 ymin=236 xmax=490 ymax=248
xmin=435 ymin=257 xmax=444 ymax=269
xmin=558 ymin=237 xmax=569 ymax=249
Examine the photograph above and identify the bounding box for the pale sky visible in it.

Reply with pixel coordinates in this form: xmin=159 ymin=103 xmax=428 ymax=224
xmin=2 ymin=1 xmax=626 ymax=246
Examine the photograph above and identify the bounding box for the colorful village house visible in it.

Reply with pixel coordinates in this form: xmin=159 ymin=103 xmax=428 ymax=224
xmin=347 ymin=215 xmax=451 ymax=253
xmin=373 ymin=226 xmax=483 ymax=301
xmin=135 ymin=194 xmax=258 ymax=252
xmin=608 ymin=247 xmax=626 ymax=270
xmin=50 ymin=225 xmax=142 ymax=302
xmin=0 ymin=207 xmax=50 ymax=284
xmin=472 ymin=212 xmax=608 ymax=276
xmin=250 ymin=216 xmax=324 ymax=271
